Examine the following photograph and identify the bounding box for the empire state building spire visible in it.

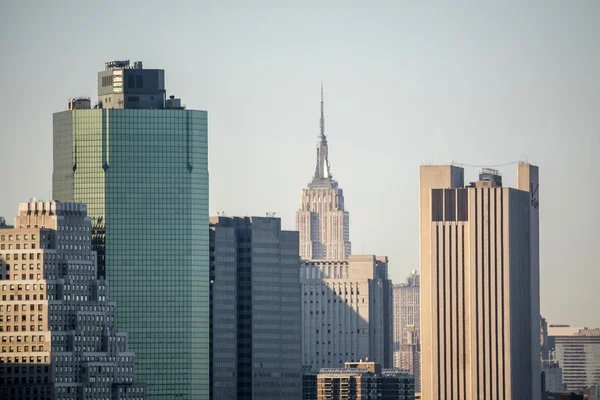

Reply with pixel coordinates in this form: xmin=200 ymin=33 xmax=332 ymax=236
xmin=314 ymin=83 xmax=332 ymax=181
xmin=298 ymin=84 xmax=351 ymax=260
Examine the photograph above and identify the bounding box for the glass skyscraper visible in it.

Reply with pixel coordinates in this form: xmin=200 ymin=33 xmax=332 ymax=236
xmin=52 ymin=61 xmax=209 ymax=399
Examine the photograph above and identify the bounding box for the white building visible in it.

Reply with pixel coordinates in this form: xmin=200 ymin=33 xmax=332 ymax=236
xmin=300 ymin=255 xmax=392 ymax=372
xmin=296 ymin=87 xmax=350 ymax=260
xmin=553 ymin=328 xmax=600 ymax=391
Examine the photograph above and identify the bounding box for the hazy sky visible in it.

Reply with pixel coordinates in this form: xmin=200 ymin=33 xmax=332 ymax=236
xmin=1 ymin=1 xmax=599 ymax=328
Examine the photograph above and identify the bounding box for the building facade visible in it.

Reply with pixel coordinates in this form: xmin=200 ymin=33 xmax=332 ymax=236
xmin=419 ymin=164 xmax=541 ymax=400
xmin=209 ymin=216 xmax=302 ymax=399
xmin=541 ymin=360 xmax=565 ymax=393
xmin=0 ymin=200 xmax=145 ymax=400
xmin=554 ymin=328 xmax=600 ymax=391
xmin=393 ymin=271 xmax=420 ymax=391
xmin=301 ymin=255 xmax=392 ymax=372
xmin=317 ymin=361 xmax=414 ymax=400
xmin=52 ymin=60 xmax=209 ymax=399
xmin=296 ymin=87 xmax=351 ymax=260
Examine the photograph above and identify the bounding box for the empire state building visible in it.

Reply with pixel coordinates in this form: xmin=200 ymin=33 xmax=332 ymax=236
xmin=296 ymin=86 xmax=351 ymax=260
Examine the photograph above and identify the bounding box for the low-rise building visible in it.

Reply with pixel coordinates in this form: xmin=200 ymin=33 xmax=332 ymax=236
xmin=317 ymin=361 xmax=414 ymax=400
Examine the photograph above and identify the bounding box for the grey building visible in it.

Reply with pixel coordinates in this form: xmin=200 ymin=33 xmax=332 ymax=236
xmin=209 ymin=216 xmax=302 ymax=399
xmin=0 ymin=199 xmax=145 ymax=400
xmin=52 ymin=60 xmax=209 ymax=399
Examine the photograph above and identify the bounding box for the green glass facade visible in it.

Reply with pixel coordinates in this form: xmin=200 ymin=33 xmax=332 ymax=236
xmin=52 ymin=109 xmax=209 ymax=399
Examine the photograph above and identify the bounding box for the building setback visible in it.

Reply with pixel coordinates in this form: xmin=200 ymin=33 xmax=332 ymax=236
xmin=419 ymin=164 xmax=541 ymax=400
xmin=393 ymin=271 xmax=420 ymax=392
xmin=209 ymin=216 xmax=302 ymax=400
xmin=301 ymin=255 xmax=393 ymax=372
xmin=317 ymin=361 xmax=414 ymax=400
xmin=0 ymin=200 xmax=145 ymax=400
xmin=296 ymin=86 xmax=351 ymax=260
xmin=52 ymin=60 xmax=209 ymax=399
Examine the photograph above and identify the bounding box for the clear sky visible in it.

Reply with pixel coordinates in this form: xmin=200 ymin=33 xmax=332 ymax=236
xmin=1 ymin=1 xmax=599 ymax=328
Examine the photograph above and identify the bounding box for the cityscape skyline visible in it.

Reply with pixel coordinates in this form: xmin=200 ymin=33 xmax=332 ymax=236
xmin=2 ymin=1 xmax=600 ymax=332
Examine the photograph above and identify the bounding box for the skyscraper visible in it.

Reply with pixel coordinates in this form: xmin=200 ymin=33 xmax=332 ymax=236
xmin=419 ymin=164 xmax=541 ymax=400
xmin=209 ymin=216 xmax=302 ymax=400
xmin=0 ymin=200 xmax=145 ymax=400
xmin=52 ymin=60 xmax=209 ymax=399
xmin=393 ymin=271 xmax=420 ymax=392
xmin=296 ymin=86 xmax=351 ymax=260
xmin=301 ymin=255 xmax=393 ymax=371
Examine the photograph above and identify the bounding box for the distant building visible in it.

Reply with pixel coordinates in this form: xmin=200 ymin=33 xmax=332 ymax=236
xmin=542 ymin=393 xmax=583 ymax=400
xmin=393 ymin=271 xmax=420 ymax=391
xmin=317 ymin=361 xmax=414 ymax=400
xmin=547 ymin=325 xmax=587 ymax=359
xmin=587 ymin=386 xmax=600 ymax=400
xmin=53 ymin=59 xmax=209 ymax=398
xmin=541 ymin=316 xmax=549 ymax=360
xmin=296 ymin=86 xmax=351 ymax=260
xmin=209 ymin=216 xmax=302 ymax=400
xmin=553 ymin=328 xmax=600 ymax=391
xmin=302 ymin=365 xmax=318 ymax=400
xmin=0 ymin=200 xmax=145 ymax=399
xmin=301 ymin=255 xmax=393 ymax=372
xmin=542 ymin=360 xmax=565 ymax=393
xmin=419 ymin=164 xmax=541 ymax=400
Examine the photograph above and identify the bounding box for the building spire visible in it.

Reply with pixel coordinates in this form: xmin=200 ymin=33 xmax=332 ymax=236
xmin=320 ymin=82 xmax=325 ymax=137
xmin=314 ymin=83 xmax=332 ymax=181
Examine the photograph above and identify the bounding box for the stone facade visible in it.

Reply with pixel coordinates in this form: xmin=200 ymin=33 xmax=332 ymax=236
xmin=296 ymin=87 xmax=350 ymax=260
xmin=301 ymin=255 xmax=392 ymax=372
xmin=0 ymin=200 xmax=144 ymax=400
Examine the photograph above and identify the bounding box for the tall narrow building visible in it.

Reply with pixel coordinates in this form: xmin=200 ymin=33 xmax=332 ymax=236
xmin=0 ymin=200 xmax=145 ymax=400
xmin=296 ymin=87 xmax=351 ymax=260
xmin=393 ymin=271 xmax=420 ymax=392
xmin=52 ymin=60 xmax=209 ymax=399
xmin=419 ymin=164 xmax=541 ymax=400
xmin=209 ymin=216 xmax=302 ymax=400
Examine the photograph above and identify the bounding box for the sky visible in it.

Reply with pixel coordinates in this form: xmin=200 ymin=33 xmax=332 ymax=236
xmin=1 ymin=1 xmax=599 ymax=328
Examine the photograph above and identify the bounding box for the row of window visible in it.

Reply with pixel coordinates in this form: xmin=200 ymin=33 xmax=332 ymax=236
xmin=0 ymin=234 xmax=37 ymax=241
xmin=1 ymin=345 xmax=45 ymax=352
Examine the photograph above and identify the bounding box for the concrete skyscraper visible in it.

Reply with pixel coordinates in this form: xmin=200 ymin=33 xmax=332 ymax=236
xmin=393 ymin=271 xmax=420 ymax=392
xmin=419 ymin=164 xmax=541 ymax=400
xmin=0 ymin=200 xmax=145 ymax=400
xmin=301 ymin=255 xmax=393 ymax=372
xmin=296 ymin=86 xmax=351 ymax=260
xmin=52 ymin=60 xmax=209 ymax=399
xmin=209 ymin=216 xmax=302 ymax=400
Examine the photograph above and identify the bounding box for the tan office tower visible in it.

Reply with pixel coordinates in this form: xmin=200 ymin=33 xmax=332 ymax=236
xmin=419 ymin=164 xmax=540 ymax=400
xmin=296 ymin=86 xmax=351 ymax=260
